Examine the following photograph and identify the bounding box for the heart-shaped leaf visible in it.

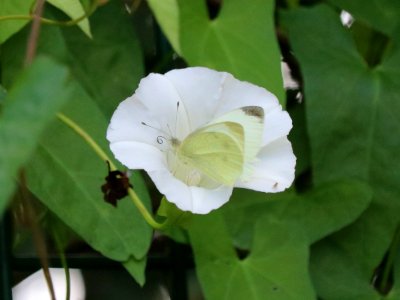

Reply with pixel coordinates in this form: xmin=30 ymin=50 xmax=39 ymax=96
xmin=224 ymin=180 xmax=372 ymax=250
xmin=47 ymin=0 xmax=92 ymax=38
xmin=189 ymin=212 xmax=315 ymax=300
xmin=148 ymin=0 xmax=285 ymax=103
xmin=282 ymin=4 xmax=400 ymax=299
xmin=1 ymin=2 xmax=151 ymax=284
xmin=0 ymin=0 xmax=35 ymax=44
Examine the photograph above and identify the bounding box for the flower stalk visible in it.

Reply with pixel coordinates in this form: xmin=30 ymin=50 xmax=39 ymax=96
xmin=56 ymin=113 xmax=167 ymax=230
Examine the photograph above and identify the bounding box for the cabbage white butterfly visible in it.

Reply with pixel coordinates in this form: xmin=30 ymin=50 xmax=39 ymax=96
xmin=173 ymin=106 xmax=264 ymax=185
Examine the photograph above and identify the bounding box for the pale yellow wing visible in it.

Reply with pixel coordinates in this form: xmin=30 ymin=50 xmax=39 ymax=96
xmin=178 ymin=122 xmax=244 ymax=185
xmin=212 ymin=106 xmax=264 ymax=179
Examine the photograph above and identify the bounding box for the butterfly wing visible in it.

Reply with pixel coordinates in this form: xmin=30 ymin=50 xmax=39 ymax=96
xmin=178 ymin=106 xmax=264 ymax=185
xmin=211 ymin=106 xmax=264 ymax=179
xmin=179 ymin=122 xmax=244 ymax=185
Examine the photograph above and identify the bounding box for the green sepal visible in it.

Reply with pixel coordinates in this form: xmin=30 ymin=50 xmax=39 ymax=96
xmin=157 ymin=197 xmax=192 ymax=229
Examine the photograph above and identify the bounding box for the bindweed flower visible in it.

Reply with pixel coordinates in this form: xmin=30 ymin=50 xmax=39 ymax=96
xmin=107 ymin=67 xmax=295 ymax=214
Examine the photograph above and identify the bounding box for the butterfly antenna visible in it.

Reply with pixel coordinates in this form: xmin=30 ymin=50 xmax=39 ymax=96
xmin=175 ymin=101 xmax=180 ymax=133
xmin=141 ymin=121 xmax=169 ymax=144
xmin=165 ymin=101 xmax=180 ymax=137
xmin=141 ymin=121 xmax=170 ymax=135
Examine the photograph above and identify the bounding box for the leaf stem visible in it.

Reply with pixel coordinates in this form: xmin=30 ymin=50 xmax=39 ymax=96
xmin=127 ymin=190 xmax=169 ymax=230
xmin=19 ymin=171 xmax=56 ymax=300
xmin=52 ymin=229 xmax=70 ymax=300
xmin=56 ymin=113 xmax=115 ymax=169
xmin=0 ymin=0 xmax=98 ymax=27
xmin=55 ymin=113 xmax=168 ymax=230
xmin=379 ymin=224 xmax=400 ymax=293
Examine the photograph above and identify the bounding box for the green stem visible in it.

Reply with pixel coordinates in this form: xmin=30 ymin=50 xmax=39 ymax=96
xmin=0 ymin=0 xmax=98 ymax=27
xmin=379 ymin=224 xmax=400 ymax=292
xmin=56 ymin=113 xmax=167 ymax=230
xmin=56 ymin=113 xmax=115 ymax=169
xmin=0 ymin=15 xmax=33 ymax=22
xmin=52 ymin=229 xmax=70 ymax=300
xmin=127 ymin=190 xmax=169 ymax=230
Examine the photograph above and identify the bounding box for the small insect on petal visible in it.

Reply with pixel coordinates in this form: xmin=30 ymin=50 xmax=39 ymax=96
xmin=101 ymin=161 xmax=132 ymax=207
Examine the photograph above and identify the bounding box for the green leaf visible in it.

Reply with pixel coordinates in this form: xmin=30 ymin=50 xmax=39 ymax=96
xmin=0 ymin=13 xmax=71 ymax=88
xmin=1 ymin=1 xmax=144 ymax=118
xmin=287 ymin=99 xmax=311 ymax=177
xmin=224 ymin=181 xmax=372 ymax=250
xmin=310 ymin=239 xmax=380 ymax=300
xmin=122 ymin=256 xmax=147 ymax=287
xmin=156 ymin=198 xmax=191 ymax=244
xmin=1 ymin=3 xmax=150 ymax=284
xmin=26 ymin=84 xmax=152 ymax=262
xmin=386 ymin=249 xmax=400 ymax=299
xmin=329 ymin=0 xmax=400 ymax=35
xmin=189 ymin=212 xmax=315 ymax=300
xmin=0 ymin=0 xmax=34 ymax=44
xmin=282 ymin=4 xmax=400 ymax=299
xmin=149 ymin=0 xmax=284 ymax=103
xmin=60 ymin=0 xmax=144 ymax=118
xmin=0 ymin=85 xmax=6 ymax=103
xmin=0 ymin=56 xmax=71 ymax=216
xmin=47 ymin=0 xmax=92 ymax=38
xmin=147 ymin=0 xmax=181 ymax=54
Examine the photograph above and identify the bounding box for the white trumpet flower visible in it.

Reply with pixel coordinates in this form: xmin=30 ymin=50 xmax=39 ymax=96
xmin=107 ymin=67 xmax=295 ymax=214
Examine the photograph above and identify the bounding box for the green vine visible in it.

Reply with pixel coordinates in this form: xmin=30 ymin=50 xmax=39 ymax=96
xmin=0 ymin=0 xmax=99 ymax=27
xmin=56 ymin=113 xmax=170 ymax=230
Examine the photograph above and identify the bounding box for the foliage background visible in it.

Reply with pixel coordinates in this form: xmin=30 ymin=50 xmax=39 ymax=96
xmin=1 ymin=0 xmax=399 ymax=299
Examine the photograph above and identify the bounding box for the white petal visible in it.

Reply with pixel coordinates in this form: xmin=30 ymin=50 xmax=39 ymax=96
xmin=149 ymin=169 xmax=233 ymax=214
xmin=263 ymin=107 xmax=293 ymax=145
xmin=190 ymin=185 xmax=233 ymax=214
xmin=107 ymin=67 xmax=296 ymax=215
xmin=135 ymin=73 xmax=191 ymax=139
xmin=215 ymin=75 xmax=280 ymax=118
xmin=107 ymin=97 xmax=159 ymax=147
xmin=165 ymin=67 xmax=229 ymax=130
xmin=110 ymin=141 xmax=167 ymax=171
xmin=236 ymin=137 xmax=296 ymax=193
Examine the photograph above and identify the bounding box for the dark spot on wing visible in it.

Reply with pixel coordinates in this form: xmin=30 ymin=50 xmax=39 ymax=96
xmin=242 ymin=106 xmax=264 ymax=119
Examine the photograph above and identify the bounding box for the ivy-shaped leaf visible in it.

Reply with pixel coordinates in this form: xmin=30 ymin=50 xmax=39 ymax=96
xmin=189 ymin=212 xmax=315 ymax=300
xmin=224 ymin=180 xmax=372 ymax=250
xmin=149 ymin=0 xmax=285 ymax=103
xmin=60 ymin=0 xmax=144 ymax=118
xmin=147 ymin=0 xmax=180 ymax=54
xmin=282 ymin=4 xmax=400 ymax=299
xmin=47 ymin=0 xmax=92 ymax=38
xmin=0 ymin=2 xmax=151 ymax=285
xmin=25 ymin=79 xmax=152 ymax=285
xmin=0 ymin=0 xmax=34 ymax=44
